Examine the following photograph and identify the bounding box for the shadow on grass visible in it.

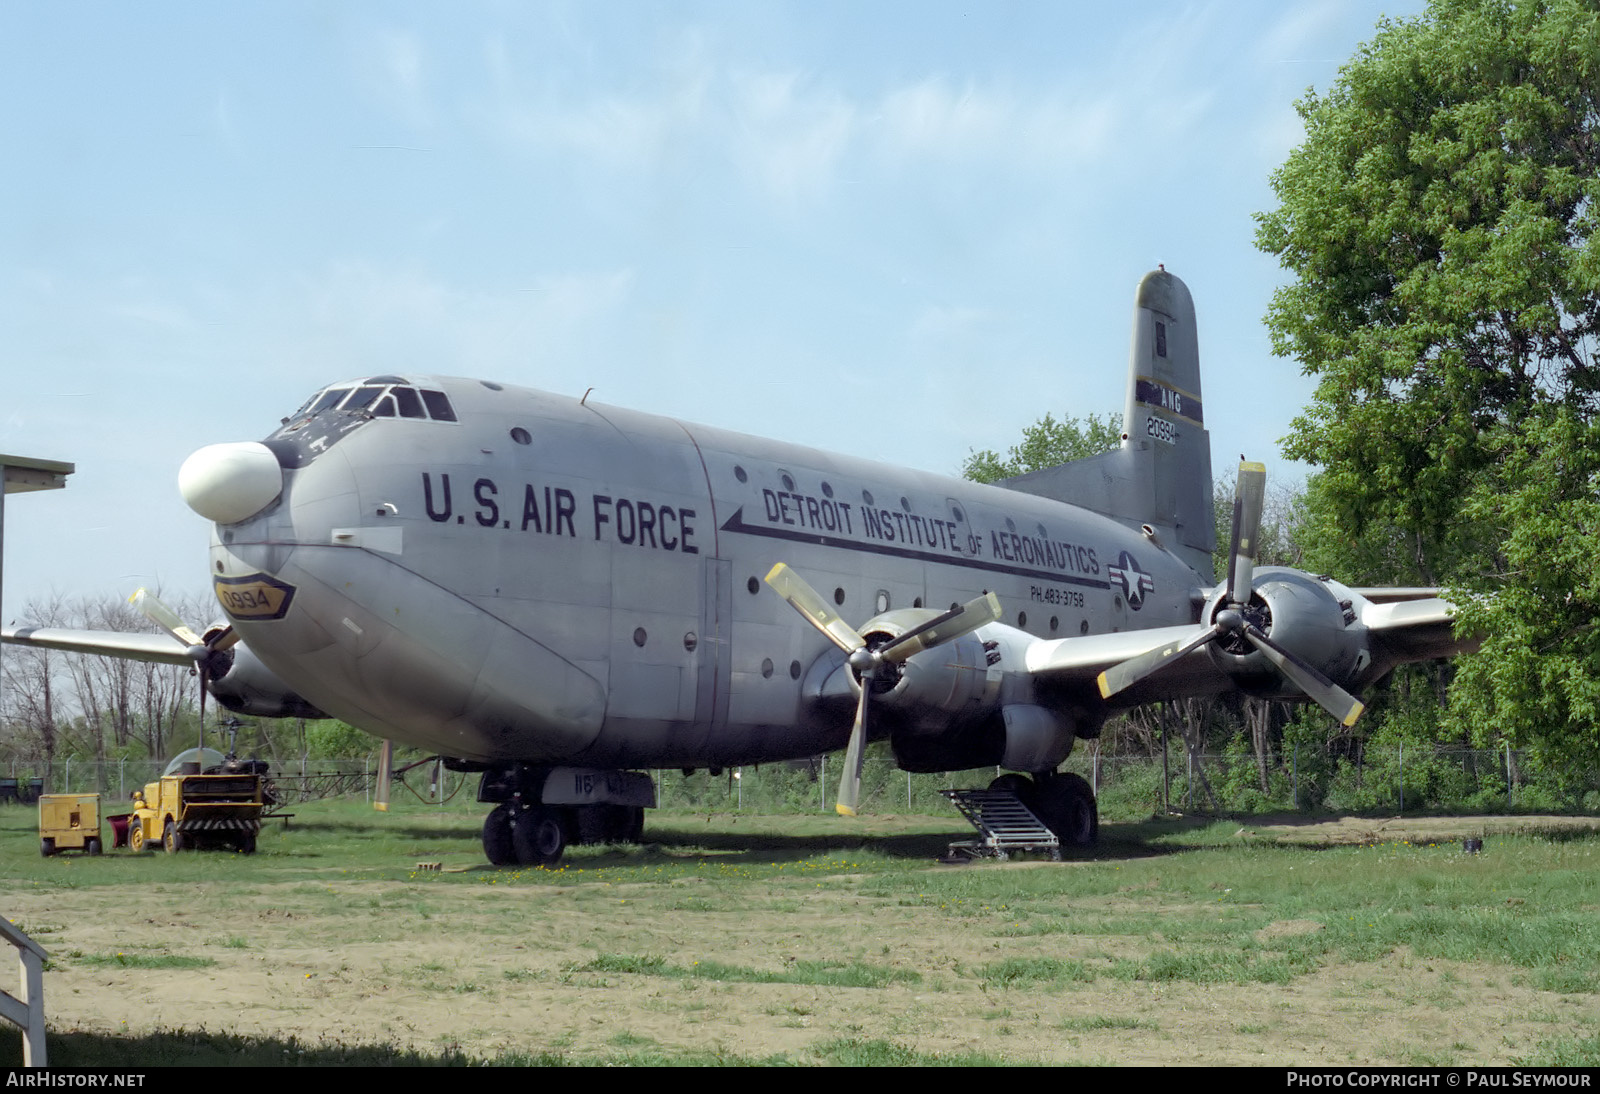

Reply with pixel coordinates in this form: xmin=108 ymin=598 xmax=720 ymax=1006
xmin=1 ymin=1027 xmax=1009 ymax=1067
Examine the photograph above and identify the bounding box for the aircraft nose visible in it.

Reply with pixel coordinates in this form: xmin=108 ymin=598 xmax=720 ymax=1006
xmin=179 ymin=441 xmax=284 ymax=524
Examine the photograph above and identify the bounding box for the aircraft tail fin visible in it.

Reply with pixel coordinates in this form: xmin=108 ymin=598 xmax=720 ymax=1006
xmin=998 ymin=268 xmax=1216 ymax=580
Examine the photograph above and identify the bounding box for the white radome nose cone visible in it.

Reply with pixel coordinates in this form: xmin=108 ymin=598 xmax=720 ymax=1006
xmin=179 ymin=442 xmax=284 ymax=524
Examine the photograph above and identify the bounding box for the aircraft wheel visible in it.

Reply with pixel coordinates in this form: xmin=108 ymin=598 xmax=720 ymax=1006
xmin=236 ymin=832 xmax=257 ymax=855
xmin=512 ymin=806 xmax=566 ymax=867
xmin=163 ymin=819 xmax=185 ymax=854
xmin=988 ymin=772 xmax=1037 ymax=806
xmin=483 ymin=803 xmax=516 ymax=865
xmin=623 ymin=806 xmax=644 ymax=844
xmin=129 ymin=822 xmax=148 ymax=853
xmin=40 ymin=838 xmax=55 ymax=857
xmin=86 ymin=837 xmax=102 ymax=856
xmin=1033 ymin=772 xmax=1099 ymax=846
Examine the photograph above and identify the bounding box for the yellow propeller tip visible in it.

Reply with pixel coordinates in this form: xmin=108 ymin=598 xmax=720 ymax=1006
xmin=373 ymin=803 xmax=388 ymax=812
xmin=835 ymin=804 xmax=857 ymax=817
xmin=1095 ymin=672 xmax=1113 ymax=699
xmin=1342 ymin=703 xmax=1365 ymax=728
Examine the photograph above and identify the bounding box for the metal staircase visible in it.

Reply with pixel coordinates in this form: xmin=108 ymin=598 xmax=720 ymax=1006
xmin=940 ymin=788 xmax=1060 ymax=861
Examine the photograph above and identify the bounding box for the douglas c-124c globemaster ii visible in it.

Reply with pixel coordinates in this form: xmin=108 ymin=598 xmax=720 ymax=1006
xmin=3 ymin=269 xmax=1473 ymax=865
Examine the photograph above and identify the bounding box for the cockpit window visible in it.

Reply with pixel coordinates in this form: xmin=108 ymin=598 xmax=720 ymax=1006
xmin=281 ymin=382 xmax=457 ymax=428
xmin=340 ymin=386 xmax=385 ymax=411
xmin=308 ymin=388 xmax=349 ymax=415
xmin=420 ymin=389 xmax=457 ymax=422
xmin=393 ymin=387 xmax=425 ymax=418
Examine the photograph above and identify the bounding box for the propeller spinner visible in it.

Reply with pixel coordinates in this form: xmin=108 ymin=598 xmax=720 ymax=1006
xmin=764 ymin=563 xmax=1001 ymax=815
xmin=1095 ymin=462 xmax=1366 ymax=727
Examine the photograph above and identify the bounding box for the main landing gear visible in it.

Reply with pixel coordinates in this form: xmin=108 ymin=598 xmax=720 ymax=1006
xmin=988 ymin=770 xmax=1100 ymax=846
xmin=473 ymin=765 xmax=653 ymax=867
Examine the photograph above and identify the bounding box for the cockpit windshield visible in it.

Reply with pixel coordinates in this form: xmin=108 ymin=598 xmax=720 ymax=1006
xmin=266 ymin=377 xmax=459 ymax=468
xmin=284 ymin=378 xmax=457 ymax=427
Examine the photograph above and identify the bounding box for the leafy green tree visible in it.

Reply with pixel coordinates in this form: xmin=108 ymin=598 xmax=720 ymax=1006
xmin=1255 ymin=0 xmax=1600 ymax=768
xmin=962 ymin=412 xmax=1122 ymax=484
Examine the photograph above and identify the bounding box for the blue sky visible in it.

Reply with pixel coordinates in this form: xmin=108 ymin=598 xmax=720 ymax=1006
xmin=0 ymin=0 xmax=1425 ymax=621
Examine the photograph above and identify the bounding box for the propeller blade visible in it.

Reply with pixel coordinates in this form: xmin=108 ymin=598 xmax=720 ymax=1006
xmin=836 ymin=669 xmax=871 ymax=816
xmin=879 ymin=591 xmax=1002 ymax=662
xmin=1226 ymin=461 xmax=1267 ymax=604
xmin=130 ymin=588 xmax=205 ymax=650
xmin=374 ymin=738 xmax=394 ymax=812
xmin=1096 ymin=623 xmax=1222 ymax=699
xmin=1242 ymin=625 xmax=1366 ymax=727
xmin=764 ymin=563 xmax=866 ymax=655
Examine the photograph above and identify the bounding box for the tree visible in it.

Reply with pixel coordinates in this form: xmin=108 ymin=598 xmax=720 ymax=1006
xmin=1255 ymin=0 xmax=1600 ymax=769
xmin=962 ymin=412 xmax=1122 ymax=484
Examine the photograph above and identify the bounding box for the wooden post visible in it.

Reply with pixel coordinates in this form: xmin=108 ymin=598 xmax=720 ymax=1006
xmin=0 ymin=917 xmax=49 ymax=1066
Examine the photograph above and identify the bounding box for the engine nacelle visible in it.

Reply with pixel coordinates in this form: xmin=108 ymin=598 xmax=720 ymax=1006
xmin=856 ymin=608 xmax=994 ymax=728
xmin=201 ymin=624 xmax=328 ymax=719
xmin=1204 ymin=568 xmax=1368 ymax=699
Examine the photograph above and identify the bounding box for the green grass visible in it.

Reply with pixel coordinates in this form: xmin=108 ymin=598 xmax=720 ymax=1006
xmin=571 ymin=952 xmax=921 ymax=988
xmin=4 ymin=796 xmax=1600 ymax=1066
xmin=77 ymin=952 xmax=217 ymax=970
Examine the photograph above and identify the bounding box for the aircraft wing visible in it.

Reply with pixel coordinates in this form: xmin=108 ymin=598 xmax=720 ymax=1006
xmin=1018 ymin=593 xmax=1477 ymax=709
xmin=1022 ymin=624 xmax=1233 ymax=705
xmin=1347 ymin=587 xmax=1445 ymax=604
xmin=1354 ymin=596 xmax=1480 ymax=685
xmin=1 ymin=625 xmax=195 ymax=665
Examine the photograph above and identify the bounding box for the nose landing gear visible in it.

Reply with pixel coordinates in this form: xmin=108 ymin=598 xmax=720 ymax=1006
xmin=475 ymin=765 xmax=654 ymax=867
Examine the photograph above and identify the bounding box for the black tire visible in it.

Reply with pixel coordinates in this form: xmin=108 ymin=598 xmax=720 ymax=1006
xmin=236 ymin=832 xmax=257 ymax=855
xmin=85 ymin=837 xmax=102 ymax=856
xmin=988 ymin=772 xmax=1037 ymax=806
xmin=512 ymin=805 xmax=567 ymax=867
xmin=575 ymin=804 xmax=610 ymax=845
xmin=40 ymin=838 xmax=55 ymax=857
xmin=1033 ymin=772 xmax=1099 ymax=846
xmin=622 ymin=806 xmax=644 ymax=844
xmin=163 ymin=819 xmax=184 ymax=854
xmin=129 ymin=820 xmax=148 ymax=853
xmin=483 ymin=803 xmax=516 ymax=865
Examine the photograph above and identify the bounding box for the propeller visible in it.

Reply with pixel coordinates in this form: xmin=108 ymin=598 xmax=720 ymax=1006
xmin=131 ymin=589 xmax=242 ymax=748
xmin=765 ymin=563 xmax=1001 ymax=815
xmin=1094 ymin=462 xmax=1366 ymax=727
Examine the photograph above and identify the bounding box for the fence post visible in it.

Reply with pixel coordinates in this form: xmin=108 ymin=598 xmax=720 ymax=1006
xmin=1292 ymin=744 xmax=1298 ymax=811
xmin=1398 ymin=743 xmax=1404 ymax=813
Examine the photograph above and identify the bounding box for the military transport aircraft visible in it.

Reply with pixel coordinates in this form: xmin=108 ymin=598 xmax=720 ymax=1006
xmin=3 ymin=269 xmax=1472 ymax=865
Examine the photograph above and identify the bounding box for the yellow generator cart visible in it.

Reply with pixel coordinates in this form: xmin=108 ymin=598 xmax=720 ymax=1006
xmin=128 ymin=771 xmax=264 ymax=854
xmin=39 ymin=793 xmax=103 ymax=857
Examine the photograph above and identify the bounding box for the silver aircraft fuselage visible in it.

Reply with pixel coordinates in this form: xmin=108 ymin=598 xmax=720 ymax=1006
xmin=211 ymin=376 xmax=1199 ymax=770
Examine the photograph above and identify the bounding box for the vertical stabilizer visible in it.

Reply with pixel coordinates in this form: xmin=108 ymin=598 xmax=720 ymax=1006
xmin=998 ymin=269 xmax=1216 ymax=580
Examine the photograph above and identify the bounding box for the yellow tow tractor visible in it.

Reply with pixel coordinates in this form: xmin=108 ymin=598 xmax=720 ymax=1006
xmin=126 ymin=747 xmax=267 ymax=854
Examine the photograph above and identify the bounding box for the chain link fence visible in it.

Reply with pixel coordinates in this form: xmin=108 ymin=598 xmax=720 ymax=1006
xmin=4 ymin=746 xmax=1593 ymax=816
